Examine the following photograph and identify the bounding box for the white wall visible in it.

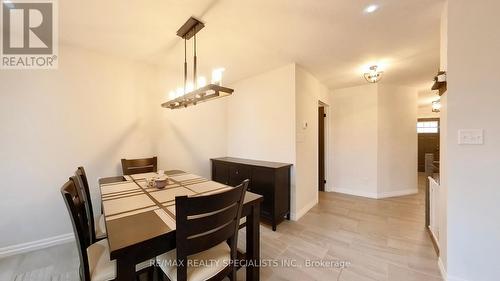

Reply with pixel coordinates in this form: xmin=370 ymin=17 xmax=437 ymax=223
xmin=227 ymin=64 xmax=300 ymax=216
xmin=0 ymin=45 xmax=156 ymax=248
xmin=227 ymin=64 xmax=296 ymax=164
xmin=330 ymin=84 xmax=418 ymax=198
xmin=418 ymin=105 xmax=440 ymax=119
xmin=331 ymin=84 xmax=379 ymax=197
xmin=377 ymin=84 xmax=418 ymax=196
xmin=445 ymin=1 xmax=500 ymax=280
xmin=154 ymin=67 xmax=228 ymax=179
xmin=294 ymin=66 xmax=329 ymax=219
xmin=438 ymin=1 xmax=448 ymax=277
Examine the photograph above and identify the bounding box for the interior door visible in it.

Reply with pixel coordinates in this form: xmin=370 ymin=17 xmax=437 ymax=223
xmin=418 ymin=118 xmax=440 ymax=172
xmin=318 ymin=106 xmax=325 ymax=191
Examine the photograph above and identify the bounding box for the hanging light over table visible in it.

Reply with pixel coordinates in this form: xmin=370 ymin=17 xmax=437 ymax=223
xmin=162 ymin=17 xmax=234 ymax=109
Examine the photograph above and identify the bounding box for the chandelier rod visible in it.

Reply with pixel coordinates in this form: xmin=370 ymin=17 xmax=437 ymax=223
xmin=184 ymin=38 xmax=187 ymax=93
xmin=193 ymin=26 xmax=198 ymax=89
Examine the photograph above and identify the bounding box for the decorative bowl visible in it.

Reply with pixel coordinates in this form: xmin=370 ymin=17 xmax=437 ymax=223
xmin=154 ymin=178 xmax=168 ymax=189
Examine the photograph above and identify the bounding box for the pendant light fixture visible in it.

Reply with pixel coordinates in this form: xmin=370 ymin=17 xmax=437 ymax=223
xmin=162 ymin=17 xmax=234 ymax=109
xmin=432 ymin=99 xmax=441 ymax=113
xmin=364 ymin=65 xmax=383 ymax=83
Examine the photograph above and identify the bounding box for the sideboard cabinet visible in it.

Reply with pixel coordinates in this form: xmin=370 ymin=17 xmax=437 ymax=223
xmin=211 ymin=157 xmax=292 ymax=231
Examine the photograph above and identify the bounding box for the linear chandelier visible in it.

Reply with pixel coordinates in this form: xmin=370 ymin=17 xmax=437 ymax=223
xmin=161 ymin=17 xmax=234 ymax=109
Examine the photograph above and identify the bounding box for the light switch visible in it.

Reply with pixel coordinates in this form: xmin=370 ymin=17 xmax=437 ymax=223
xmin=458 ymin=129 xmax=484 ymax=145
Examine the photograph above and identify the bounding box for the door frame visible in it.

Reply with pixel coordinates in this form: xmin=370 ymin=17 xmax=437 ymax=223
xmin=417 ymin=118 xmax=440 ymax=172
xmin=318 ymin=100 xmax=331 ymax=191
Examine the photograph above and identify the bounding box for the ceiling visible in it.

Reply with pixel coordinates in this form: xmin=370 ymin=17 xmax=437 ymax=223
xmin=60 ymin=0 xmax=444 ymax=91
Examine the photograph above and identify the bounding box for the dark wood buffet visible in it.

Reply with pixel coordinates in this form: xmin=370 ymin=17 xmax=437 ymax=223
xmin=211 ymin=157 xmax=292 ymax=231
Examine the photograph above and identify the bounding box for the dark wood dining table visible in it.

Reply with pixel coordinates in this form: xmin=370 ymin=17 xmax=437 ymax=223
xmin=98 ymin=170 xmax=263 ymax=281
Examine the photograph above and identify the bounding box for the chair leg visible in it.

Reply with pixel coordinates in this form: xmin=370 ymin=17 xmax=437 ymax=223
xmin=228 ymin=268 xmax=237 ymax=281
xmin=156 ymin=265 xmax=165 ymax=281
xmin=148 ymin=267 xmax=154 ymax=281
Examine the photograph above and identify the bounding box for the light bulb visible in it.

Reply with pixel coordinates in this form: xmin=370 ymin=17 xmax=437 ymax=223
xmin=197 ymin=76 xmax=207 ymax=88
xmin=168 ymin=91 xmax=176 ymax=100
xmin=186 ymin=82 xmax=194 ymax=93
xmin=176 ymin=87 xmax=184 ymax=98
xmin=211 ymin=68 xmax=225 ymax=85
xmin=364 ymin=4 xmax=378 ymax=13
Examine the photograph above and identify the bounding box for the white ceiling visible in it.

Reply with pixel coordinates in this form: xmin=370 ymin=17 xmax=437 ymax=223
xmin=60 ymin=0 xmax=444 ymax=90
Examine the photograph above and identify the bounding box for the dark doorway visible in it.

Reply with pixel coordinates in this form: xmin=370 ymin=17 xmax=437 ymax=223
xmin=418 ymin=118 xmax=440 ymax=172
xmin=318 ymin=106 xmax=325 ymax=191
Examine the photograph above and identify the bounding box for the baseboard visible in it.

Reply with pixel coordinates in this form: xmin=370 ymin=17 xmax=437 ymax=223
xmin=332 ymin=187 xmax=417 ymax=199
xmin=324 ymin=185 xmax=335 ymax=192
xmin=438 ymin=257 xmax=470 ymax=281
xmin=438 ymin=257 xmax=447 ymax=281
xmin=376 ymin=188 xmax=418 ymax=198
xmin=291 ymin=198 xmax=318 ymax=221
xmin=332 ymin=187 xmax=378 ymax=199
xmin=0 ymin=233 xmax=74 ymax=258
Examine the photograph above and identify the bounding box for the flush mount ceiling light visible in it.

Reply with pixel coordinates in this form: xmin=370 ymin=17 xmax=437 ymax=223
xmin=364 ymin=4 xmax=379 ymax=13
xmin=161 ymin=17 xmax=234 ymax=110
xmin=363 ymin=65 xmax=383 ymax=83
xmin=432 ymin=99 xmax=441 ymax=112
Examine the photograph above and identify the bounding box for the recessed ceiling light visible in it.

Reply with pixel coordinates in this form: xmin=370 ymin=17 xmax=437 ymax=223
xmin=364 ymin=4 xmax=379 ymax=13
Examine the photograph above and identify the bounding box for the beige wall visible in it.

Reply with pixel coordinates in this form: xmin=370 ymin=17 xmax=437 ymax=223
xmin=438 ymin=1 xmax=448 ymax=276
xmin=294 ymin=66 xmax=329 ymax=219
xmin=153 ymin=66 xmax=228 ymax=179
xmin=0 ymin=45 xmax=156 ymax=248
xmin=155 ymin=99 xmax=228 ymax=179
xmin=418 ymin=105 xmax=440 ymax=119
xmin=445 ymin=0 xmax=500 ymax=280
xmin=227 ymin=63 xmax=330 ymax=220
xmin=377 ymin=84 xmax=418 ymax=196
xmin=330 ymin=84 xmax=418 ymax=198
xmin=227 ymin=64 xmax=296 ymax=164
xmin=331 ymin=84 xmax=379 ymax=197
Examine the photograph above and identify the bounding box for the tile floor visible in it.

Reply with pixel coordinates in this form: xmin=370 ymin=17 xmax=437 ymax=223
xmin=0 ymin=174 xmax=442 ymax=281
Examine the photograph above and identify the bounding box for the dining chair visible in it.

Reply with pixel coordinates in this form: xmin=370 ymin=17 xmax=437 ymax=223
xmin=121 ymin=157 xmax=158 ymax=175
xmin=156 ymin=179 xmax=249 ymax=281
xmin=75 ymin=167 xmax=106 ymax=243
xmin=61 ymin=176 xmax=154 ymax=281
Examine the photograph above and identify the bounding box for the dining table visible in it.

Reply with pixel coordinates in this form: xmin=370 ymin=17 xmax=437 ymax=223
xmin=98 ymin=170 xmax=263 ymax=281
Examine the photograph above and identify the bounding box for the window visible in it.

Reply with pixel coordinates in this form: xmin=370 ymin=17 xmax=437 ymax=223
xmin=417 ymin=121 xmax=439 ymax=133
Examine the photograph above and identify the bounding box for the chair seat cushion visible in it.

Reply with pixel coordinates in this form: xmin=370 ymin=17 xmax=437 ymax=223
xmin=87 ymin=239 xmax=153 ymax=281
xmin=87 ymin=239 xmax=115 ymax=281
xmin=95 ymin=214 xmax=107 ymax=239
xmin=156 ymin=242 xmax=231 ymax=281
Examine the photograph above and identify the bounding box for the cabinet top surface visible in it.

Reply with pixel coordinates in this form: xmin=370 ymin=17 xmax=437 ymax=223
xmin=211 ymin=157 xmax=293 ymax=169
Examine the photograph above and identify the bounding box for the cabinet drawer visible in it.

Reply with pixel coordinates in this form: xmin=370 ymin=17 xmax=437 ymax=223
xmin=228 ymin=164 xmax=251 ymax=187
xmin=212 ymin=162 xmax=229 ymax=185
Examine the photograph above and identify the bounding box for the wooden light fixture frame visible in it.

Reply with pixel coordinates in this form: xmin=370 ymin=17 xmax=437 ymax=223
xmin=162 ymin=17 xmax=234 ymax=109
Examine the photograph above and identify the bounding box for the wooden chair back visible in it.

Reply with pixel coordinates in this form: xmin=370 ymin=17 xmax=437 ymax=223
xmin=174 ymin=179 xmax=249 ymax=281
xmin=60 ymin=176 xmax=92 ymax=281
xmin=75 ymin=166 xmax=97 ymax=243
xmin=121 ymin=157 xmax=157 ymax=175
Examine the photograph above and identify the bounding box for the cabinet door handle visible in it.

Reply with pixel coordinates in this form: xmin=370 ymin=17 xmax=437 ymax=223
xmin=236 ymin=170 xmax=239 ymax=175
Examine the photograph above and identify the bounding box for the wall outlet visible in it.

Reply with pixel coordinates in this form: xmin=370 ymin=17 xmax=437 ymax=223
xmin=458 ymin=129 xmax=484 ymax=145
